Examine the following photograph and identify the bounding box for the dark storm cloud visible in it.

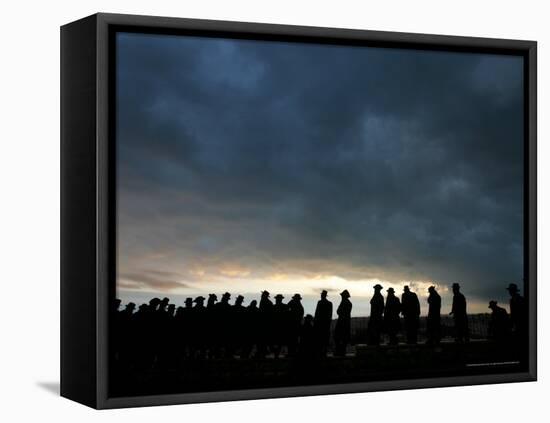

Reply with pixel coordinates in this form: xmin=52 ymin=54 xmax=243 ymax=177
xmin=116 ymin=32 xmax=524 ymax=305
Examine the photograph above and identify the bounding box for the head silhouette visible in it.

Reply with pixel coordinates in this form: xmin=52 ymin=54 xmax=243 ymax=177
xmin=374 ymin=284 xmax=383 ymax=292
xmin=452 ymin=283 xmax=461 ymax=294
xmin=275 ymin=294 xmax=284 ymax=304
xmin=340 ymin=289 xmax=350 ymax=299
xmin=149 ymin=297 xmax=161 ymax=311
xmin=506 ymin=283 xmax=520 ymax=295
xmin=321 ymin=290 xmax=328 ymax=299
xmin=403 ymin=285 xmax=410 ymax=293
xmin=235 ymin=295 xmax=244 ymax=306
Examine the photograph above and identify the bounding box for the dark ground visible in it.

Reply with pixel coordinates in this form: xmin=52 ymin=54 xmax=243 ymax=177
xmin=110 ymin=339 xmax=526 ymax=397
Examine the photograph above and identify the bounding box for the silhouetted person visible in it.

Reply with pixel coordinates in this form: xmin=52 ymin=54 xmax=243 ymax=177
xmin=112 ymin=298 xmax=122 ymax=360
xmin=242 ymin=299 xmax=259 ymax=358
xmin=450 ymin=283 xmax=469 ymax=343
xmin=367 ymin=284 xmax=384 ymax=345
xmin=507 ymin=283 xmax=527 ymax=341
xmin=192 ymin=296 xmax=207 ymax=358
xmin=401 ymin=285 xmax=420 ymax=344
xmin=384 ymin=288 xmax=401 ymax=345
xmin=159 ymin=297 xmax=170 ymax=315
xmin=488 ymin=300 xmax=511 ymax=342
xmin=257 ymin=291 xmax=274 ymax=358
xmin=216 ymin=292 xmax=233 ymax=357
xmin=287 ymin=294 xmax=304 ymax=357
xmin=426 ymin=286 xmax=441 ymax=345
xmin=232 ymin=295 xmax=247 ymax=357
xmin=157 ymin=298 xmax=174 ymax=368
xmin=314 ymin=290 xmax=333 ymax=357
xmin=144 ymin=298 xmax=161 ymax=368
xmin=272 ymin=294 xmax=288 ymax=358
xmin=334 ymin=290 xmax=352 ymax=356
xmin=299 ymin=314 xmax=316 ymax=358
xmin=163 ymin=303 xmax=177 ymax=367
xmin=118 ymin=302 xmax=135 ymax=364
xmin=178 ymin=298 xmax=194 ymax=359
xmin=205 ymin=294 xmax=219 ymax=358
xmin=130 ymin=303 xmax=148 ymax=363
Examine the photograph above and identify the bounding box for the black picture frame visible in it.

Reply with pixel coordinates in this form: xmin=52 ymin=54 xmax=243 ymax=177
xmin=61 ymin=12 xmax=537 ymax=409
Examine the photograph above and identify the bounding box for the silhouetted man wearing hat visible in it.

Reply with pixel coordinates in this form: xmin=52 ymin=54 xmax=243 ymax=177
xmin=272 ymin=294 xmax=289 ymax=358
xmin=488 ymin=300 xmax=511 ymax=342
xmin=384 ymin=287 xmax=401 ymax=345
xmin=257 ymin=291 xmax=274 ymax=358
xmin=118 ymin=302 xmax=136 ymax=365
xmin=450 ymin=283 xmax=469 ymax=343
xmin=367 ymin=284 xmax=385 ymax=345
xmin=401 ymin=285 xmax=421 ymax=344
xmin=192 ymin=296 xmax=206 ymax=358
xmin=181 ymin=297 xmax=194 ymax=354
xmin=426 ymin=286 xmax=441 ymax=345
xmin=216 ymin=292 xmax=233 ymax=357
xmin=506 ymin=283 xmax=527 ymax=341
xmin=334 ymin=290 xmax=352 ymax=356
xmin=314 ymin=290 xmax=333 ymax=357
xmin=242 ymin=300 xmax=259 ymax=359
xmin=144 ymin=298 xmax=161 ymax=368
xmin=231 ymin=295 xmax=247 ymax=357
xmin=299 ymin=314 xmax=316 ymax=358
xmin=287 ymin=294 xmax=304 ymax=357
xmin=205 ymin=294 xmax=219 ymax=358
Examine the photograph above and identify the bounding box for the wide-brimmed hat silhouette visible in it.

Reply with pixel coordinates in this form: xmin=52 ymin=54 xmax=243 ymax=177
xmin=274 ymin=294 xmax=284 ymax=300
xmin=261 ymin=290 xmax=270 ymax=296
xmin=387 ymin=287 xmax=395 ymax=293
xmin=184 ymin=297 xmax=193 ymax=305
xmin=373 ymin=284 xmax=383 ymax=290
xmin=194 ymin=296 xmax=205 ymax=302
xmin=428 ymin=285 xmax=436 ymax=291
xmin=236 ymin=294 xmax=244 ymax=301
xmin=488 ymin=300 xmax=498 ymax=308
xmin=292 ymin=293 xmax=302 ymax=300
xmin=340 ymin=289 xmax=350 ymax=298
xmin=208 ymin=293 xmax=217 ymax=300
xmin=506 ymin=283 xmax=519 ymax=293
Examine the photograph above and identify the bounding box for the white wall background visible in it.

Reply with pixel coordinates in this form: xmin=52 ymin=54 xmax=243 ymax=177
xmin=0 ymin=0 xmax=547 ymax=420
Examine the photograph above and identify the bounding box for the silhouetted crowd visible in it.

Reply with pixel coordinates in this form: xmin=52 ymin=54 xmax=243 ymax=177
xmin=112 ymin=282 xmax=527 ymax=369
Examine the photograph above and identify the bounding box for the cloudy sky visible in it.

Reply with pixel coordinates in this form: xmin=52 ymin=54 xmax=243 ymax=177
xmin=115 ymin=32 xmax=524 ymax=316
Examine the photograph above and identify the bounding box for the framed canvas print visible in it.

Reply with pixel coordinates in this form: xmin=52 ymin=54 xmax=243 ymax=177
xmin=60 ymin=13 xmax=537 ymax=409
